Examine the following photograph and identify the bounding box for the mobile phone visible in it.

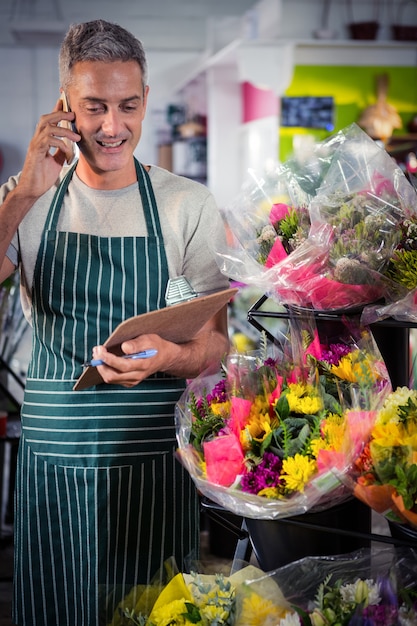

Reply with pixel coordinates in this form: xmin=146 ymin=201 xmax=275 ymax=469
xmin=59 ymin=92 xmax=76 ymax=162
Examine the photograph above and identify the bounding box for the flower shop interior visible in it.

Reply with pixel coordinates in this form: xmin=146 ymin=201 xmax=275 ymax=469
xmin=1 ymin=0 xmax=417 ymax=623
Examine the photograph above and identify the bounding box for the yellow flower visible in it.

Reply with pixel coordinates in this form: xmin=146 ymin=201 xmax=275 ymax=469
xmin=150 ymin=598 xmax=191 ymax=625
xmin=330 ymin=350 xmax=376 ymax=385
xmin=246 ymin=403 xmax=273 ymax=437
xmin=251 ymin=395 xmax=271 ymax=416
xmin=286 ymin=383 xmax=323 ymax=414
xmin=240 ymin=397 xmax=279 ymax=450
xmin=148 ymin=573 xmax=193 ymax=624
xmin=371 ymin=421 xmax=406 ymax=448
xmin=257 ymin=486 xmax=282 ymax=499
xmin=211 ymin=400 xmax=230 ymax=417
xmin=310 ymin=414 xmax=345 ymax=457
xmin=237 ymin=591 xmax=290 ymax=626
xmin=246 ymin=412 xmax=276 ymax=441
xmin=200 ymin=604 xmax=229 ymax=623
xmin=281 ymin=454 xmax=317 ymax=492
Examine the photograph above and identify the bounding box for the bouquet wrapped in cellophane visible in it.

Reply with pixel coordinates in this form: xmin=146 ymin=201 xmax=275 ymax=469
xmin=346 ymin=385 xmax=417 ymax=532
xmin=361 ymin=212 xmax=417 ymax=324
xmin=215 ymin=123 xmax=417 ymax=312
xmin=106 ymin=549 xmax=417 ymax=626
xmin=106 ymin=556 xmax=293 ymax=626
xmin=237 ymin=547 xmax=417 ymax=626
xmin=175 ymin=312 xmax=391 ymax=521
xmin=214 ymin=160 xmax=312 ymax=293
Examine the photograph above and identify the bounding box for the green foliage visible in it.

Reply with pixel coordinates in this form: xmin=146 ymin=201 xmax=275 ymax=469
xmin=386 ymin=249 xmax=417 ymax=290
xmin=256 ymin=205 xmax=310 ymax=264
xmin=182 ymin=602 xmax=201 ymax=623
xmin=389 ymin=464 xmax=417 ymax=511
xmin=271 ymin=413 xmax=322 ymax=459
xmin=117 ymin=608 xmax=149 ymax=626
xmin=273 ymin=208 xmax=299 ymax=242
xmin=259 ymin=331 xmax=268 ymax=361
xmin=189 ymin=392 xmax=225 ymax=452
xmin=397 ymin=396 xmax=417 ymax=423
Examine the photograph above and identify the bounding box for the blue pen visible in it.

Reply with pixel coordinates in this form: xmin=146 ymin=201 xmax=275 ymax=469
xmin=84 ymin=348 xmax=158 ymax=367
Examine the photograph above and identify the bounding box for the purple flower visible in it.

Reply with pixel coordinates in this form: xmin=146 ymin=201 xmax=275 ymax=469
xmin=321 ymin=343 xmax=352 ymax=366
xmin=378 ymin=575 xmax=398 ymax=608
xmin=241 ymin=452 xmax=282 ymax=494
xmin=263 ymin=357 xmax=279 ymax=368
xmin=349 ymin=577 xmax=399 ymax=626
xmin=360 ymin=604 xmax=398 ymax=625
xmin=196 ymin=379 xmax=227 ymax=416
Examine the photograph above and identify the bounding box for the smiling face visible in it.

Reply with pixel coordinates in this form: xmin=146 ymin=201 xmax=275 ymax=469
xmin=66 ymin=59 xmax=149 ymax=189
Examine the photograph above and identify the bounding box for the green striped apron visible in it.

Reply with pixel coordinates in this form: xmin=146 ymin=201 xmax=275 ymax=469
xmin=13 ymin=160 xmax=199 ymax=626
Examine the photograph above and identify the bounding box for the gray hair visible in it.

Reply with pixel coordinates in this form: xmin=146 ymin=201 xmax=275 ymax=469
xmin=59 ymin=20 xmax=148 ymax=92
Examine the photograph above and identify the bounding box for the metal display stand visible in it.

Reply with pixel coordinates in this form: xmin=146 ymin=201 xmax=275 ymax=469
xmin=202 ymin=497 xmax=417 ymax=574
xmin=0 ymin=354 xmax=24 ymax=412
xmin=0 ymin=356 xmax=23 ymax=547
xmin=0 ymin=416 xmax=20 ymax=548
xmin=247 ymin=294 xmax=412 ymax=390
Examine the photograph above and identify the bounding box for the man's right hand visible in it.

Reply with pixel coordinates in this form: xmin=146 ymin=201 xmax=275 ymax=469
xmin=17 ymin=97 xmax=80 ymax=202
xmin=0 ymin=98 xmax=80 ymax=283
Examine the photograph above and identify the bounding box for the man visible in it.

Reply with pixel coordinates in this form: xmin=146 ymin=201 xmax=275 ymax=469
xmin=0 ymin=19 xmax=230 ymax=625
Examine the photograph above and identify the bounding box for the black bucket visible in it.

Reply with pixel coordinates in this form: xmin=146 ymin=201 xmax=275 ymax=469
xmin=245 ymin=497 xmax=371 ymax=571
xmin=388 ymin=521 xmax=417 ymax=545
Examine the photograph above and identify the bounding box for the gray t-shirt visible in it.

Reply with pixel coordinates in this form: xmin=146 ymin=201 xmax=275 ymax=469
xmin=1 ymin=164 xmax=230 ymax=323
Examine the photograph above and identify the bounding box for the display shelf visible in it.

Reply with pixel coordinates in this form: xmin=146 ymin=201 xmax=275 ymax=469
xmin=202 ymin=497 xmax=417 ymax=575
xmin=247 ymin=294 xmax=413 ymax=389
xmin=171 ymin=37 xmax=417 ymax=94
xmin=247 ymin=294 xmax=417 ymax=339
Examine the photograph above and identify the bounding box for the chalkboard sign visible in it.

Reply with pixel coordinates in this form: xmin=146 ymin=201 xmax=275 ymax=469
xmin=280 ymin=96 xmax=334 ymax=131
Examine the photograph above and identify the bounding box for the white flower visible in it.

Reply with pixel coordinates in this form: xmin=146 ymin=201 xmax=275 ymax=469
xmin=339 ymin=578 xmax=381 ymax=606
xmin=278 ymin=612 xmax=302 ymax=626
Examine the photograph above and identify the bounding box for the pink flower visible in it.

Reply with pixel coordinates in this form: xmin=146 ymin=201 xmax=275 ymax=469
xmin=265 ymin=237 xmax=288 ymax=267
xmin=269 ymin=203 xmax=290 ymax=224
xmin=229 ymin=396 xmax=252 ymax=438
xmin=372 ymin=173 xmax=396 ymax=197
xmin=304 ymin=329 xmax=322 ymax=361
xmin=203 ymin=434 xmax=245 ymax=486
xmin=269 ymin=376 xmax=283 ymax=405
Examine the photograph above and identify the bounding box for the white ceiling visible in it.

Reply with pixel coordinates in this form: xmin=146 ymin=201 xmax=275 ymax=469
xmin=1 ymin=0 xmax=257 ymax=50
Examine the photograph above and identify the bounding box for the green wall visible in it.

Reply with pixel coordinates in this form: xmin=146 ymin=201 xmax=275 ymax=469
xmin=279 ymin=65 xmax=417 ymax=161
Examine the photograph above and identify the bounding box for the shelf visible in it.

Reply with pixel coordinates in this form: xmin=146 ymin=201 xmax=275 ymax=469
xmin=247 ymin=294 xmax=413 ymax=390
xmin=172 ymin=37 xmax=417 ymax=95
xmin=247 ymin=295 xmax=417 ymax=329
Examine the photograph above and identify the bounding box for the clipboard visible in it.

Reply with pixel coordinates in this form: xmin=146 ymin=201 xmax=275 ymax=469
xmin=73 ymin=287 xmax=238 ymax=391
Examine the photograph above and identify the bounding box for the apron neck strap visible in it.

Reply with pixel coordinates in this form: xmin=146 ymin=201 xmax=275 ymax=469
xmin=44 ymin=161 xmax=78 ymax=232
xmin=134 ymin=158 xmax=164 ymax=240
xmin=41 ymin=158 xmax=163 ymax=240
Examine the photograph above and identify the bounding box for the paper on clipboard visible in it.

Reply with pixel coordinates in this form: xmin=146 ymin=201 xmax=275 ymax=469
xmin=73 ymin=287 xmax=238 ymax=391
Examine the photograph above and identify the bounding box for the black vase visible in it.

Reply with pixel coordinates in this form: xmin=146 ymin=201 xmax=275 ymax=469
xmin=245 ymin=497 xmax=371 ymax=572
xmin=388 ymin=521 xmax=417 ymax=545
